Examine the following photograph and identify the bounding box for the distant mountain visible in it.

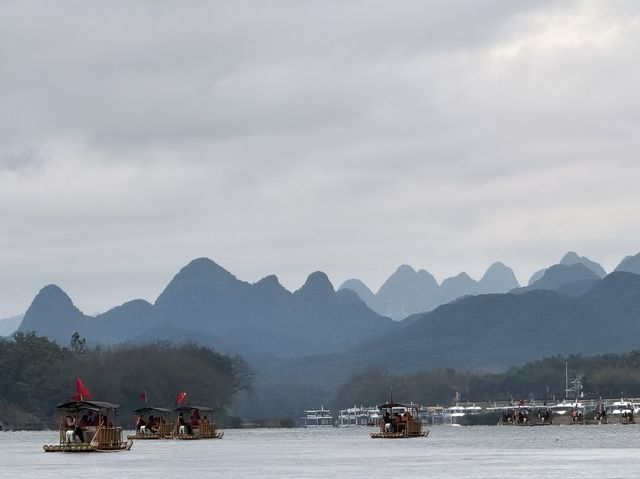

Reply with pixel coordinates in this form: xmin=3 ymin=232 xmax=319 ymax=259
xmin=478 ymin=262 xmax=519 ymax=293
xmin=370 ymin=265 xmax=443 ymax=320
xmin=352 ymin=272 xmax=640 ymax=370
xmin=339 ymin=279 xmax=375 ymax=304
xmin=615 ymin=252 xmax=640 ymax=275
xmin=560 ymin=251 xmax=606 ymax=278
xmin=514 ymin=263 xmax=600 ymax=296
xmin=339 ymin=262 xmax=520 ymax=320
xmin=440 ymin=272 xmax=480 ymax=299
xmin=18 ymin=258 xmax=395 ymax=358
xmin=528 ymin=251 xmax=605 ymax=285
xmin=528 ymin=269 xmax=547 ymax=285
xmin=0 ymin=314 xmax=23 ymax=336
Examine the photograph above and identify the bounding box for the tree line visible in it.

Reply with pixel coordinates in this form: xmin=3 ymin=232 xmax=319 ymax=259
xmin=0 ymin=332 xmax=252 ymax=430
xmin=332 ymin=351 xmax=640 ymax=410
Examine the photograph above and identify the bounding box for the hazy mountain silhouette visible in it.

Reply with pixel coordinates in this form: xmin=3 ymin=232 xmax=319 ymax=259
xmin=0 ymin=314 xmax=23 ymax=336
xmin=352 ymin=271 xmax=640 ymax=370
xmin=528 ymin=269 xmax=547 ymax=285
xmin=560 ymin=251 xmax=607 ymax=277
xmin=528 ymin=251 xmax=606 ymax=285
xmin=478 ymin=262 xmax=519 ymax=293
xmin=514 ymin=263 xmax=600 ymax=296
xmin=368 ymin=265 xmax=443 ymax=320
xmin=339 ymin=279 xmax=375 ymax=304
xmin=615 ymin=251 xmax=640 ymax=275
xmin=18 ymin=258 xmax=395 ymax=358
xmin=339 ymin=262 xmax=519 ymax=320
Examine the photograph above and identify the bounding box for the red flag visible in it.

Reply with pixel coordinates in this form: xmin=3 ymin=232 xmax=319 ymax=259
xmin=72 ymin=376 xmax=93 ymax=401
xmin=176 ymin=391 xmax=187 ymax=406
xmin=139 ymin=391 xmax=148 ymax=403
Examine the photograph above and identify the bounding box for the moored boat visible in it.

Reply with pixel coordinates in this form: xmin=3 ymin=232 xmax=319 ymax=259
xmin=370 ymin=403 xmax=428 ymax=439
xmin=173 ymin=405 xmax=223 ymax=439
xmin=337 ymin=405 xmax=379 ymax=427
xmin=299 ymin=407 xmax=333 ymax=427
xmin=127 ymin=407 xmax=173 ymax=440
xmin=43 ymin=400 xmax=133 ymax=452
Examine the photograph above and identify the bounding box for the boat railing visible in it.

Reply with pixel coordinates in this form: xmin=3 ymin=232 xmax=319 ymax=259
xmin=198 ymin=423 xmax=216 ymax=437
xmin=93 ymin=426 xmax=122 ymax=446
xmin=158 ymin=423 xmax=174 ymax=437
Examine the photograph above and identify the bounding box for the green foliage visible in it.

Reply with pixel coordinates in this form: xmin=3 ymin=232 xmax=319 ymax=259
xmin=334 ymin=350 xmax=640 ymax=409
xmin=69 ymin=332 xmax=87 ymax=354
xmin=0 ymin=333 xmax=252 ymax=430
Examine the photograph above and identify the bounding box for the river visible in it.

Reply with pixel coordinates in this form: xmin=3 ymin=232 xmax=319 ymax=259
xmin=2 ymin=425 xmax=639 ymax=478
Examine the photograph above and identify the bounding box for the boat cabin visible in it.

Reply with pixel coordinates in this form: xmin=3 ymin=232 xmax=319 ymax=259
xmin=370 ymin=403 xmax=427 ymax=438
xmin=299 ymin=407 xmax=333 ymax=427
xmin=128 ymin=407 xmax=172 ymax=439
xmin=43 ymin=400 xmax=132 ymax=452
xmin=173 ymin=405 xmax=223 ymax=439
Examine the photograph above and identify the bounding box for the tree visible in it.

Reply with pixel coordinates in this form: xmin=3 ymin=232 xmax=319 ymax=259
xmin=69 ymin=332 xmax=87 ymax=354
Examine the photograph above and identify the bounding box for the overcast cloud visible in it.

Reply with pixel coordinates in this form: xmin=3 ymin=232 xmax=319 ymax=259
xmin=2 ymin=0 xmax=640 ymax=317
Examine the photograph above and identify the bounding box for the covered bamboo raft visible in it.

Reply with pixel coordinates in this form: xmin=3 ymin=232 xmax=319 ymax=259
xmin=43 ymin=400 xmax=133 ymax=452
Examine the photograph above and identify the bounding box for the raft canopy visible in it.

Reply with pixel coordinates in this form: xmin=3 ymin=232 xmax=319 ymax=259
xmin=134 ymin=407 xmax=172 ymax=414
xmin=378 ymin=403 xmax=409 ymax=410
xmin=174 ymin=405 xmax=213 ymax=413
xmin=56 ymin=400 xmax=119 ymax=411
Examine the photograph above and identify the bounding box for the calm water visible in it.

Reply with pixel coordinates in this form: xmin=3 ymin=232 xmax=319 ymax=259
xmin=2 ymin=425 xmax=640 ymax=478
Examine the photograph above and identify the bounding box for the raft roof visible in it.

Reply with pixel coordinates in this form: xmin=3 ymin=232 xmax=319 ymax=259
xmin=174 ymin=405 xmax=213 ymax=413
xmin=378 ymin=403 xmax=409 ymax=409
xmin=56 ymin=400 xmax=119 ymax=410
xmin=133 ymin=407 xmax=172 ymax=414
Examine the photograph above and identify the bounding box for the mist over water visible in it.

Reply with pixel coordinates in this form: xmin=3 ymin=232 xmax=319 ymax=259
xmin=3 ymin=426 xmax=640 ymax=479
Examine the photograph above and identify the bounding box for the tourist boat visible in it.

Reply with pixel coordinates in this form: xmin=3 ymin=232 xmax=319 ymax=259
xmin=43 ymin=400 xmax=133 ymax=452
xmin=370 ymin=403 xmax=428 ymax=438
xmin=173 ymin=405 xmax=223 ymax=439
xmin=444 ymin=404 xmax=483 ymax=425
xmin=608 ymin=399 xmax=637 ymax=424
xmin=127 ymin=407 xmax=173 ymax=440
xmin=496 ymin=404 xmax=554 ymax=426
xmin=418 ymin=405 xmax=446 ymax=425
xmin=337 ymin=405 xmax=379 ymax=427
xmin=299 ymin=407 xmax=333 ymax=427
xmin=550 ymin=401 xmax=586 ymax=425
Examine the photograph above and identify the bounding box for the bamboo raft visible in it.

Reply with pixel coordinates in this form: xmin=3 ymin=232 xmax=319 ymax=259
xmin=172 ymin=405 xmax=223 ymax=440
xmin=43 ymin=400 xmax=133 ymax=453
xmin=370 ymin=402 xmax=429 ymax=439
xmin=370 ymin=430 xmax=429 ymax=439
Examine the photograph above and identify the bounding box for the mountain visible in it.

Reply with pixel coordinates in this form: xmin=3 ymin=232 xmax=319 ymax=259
xmin=528 ymin=269 xmax=547 ymax=285
xmin=615 ymin=252 xmax=640 ymax=275
xmin=18 ymin=258 xmax=395 ymax=358
xmin=370 ymin=265 xmax=442 ymax=320
xmin=352 ymin=271 xmax=640 ymax=370
xmin=19 ymin=285 xmax=90 ymax=342
xmin=514 ymin=263 xmax=600 ymax=296
xmin=478 ymin=262 xmax=519 ymax=293
xmin=0 ymin=314 xmax=23 ymax=336
xmin=559 ymin=251 xmax=606 ymax=278
xmin=340 ymin=262 xmax=520 ymax=320
xmin=338 ymin=279 xmax=375 ymax=304
xmin=440 ymin=272 xmax=480 ymax=299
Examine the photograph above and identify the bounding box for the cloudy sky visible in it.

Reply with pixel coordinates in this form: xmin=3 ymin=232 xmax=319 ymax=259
xmin=1 ymin=0 xmax=640 ymax=317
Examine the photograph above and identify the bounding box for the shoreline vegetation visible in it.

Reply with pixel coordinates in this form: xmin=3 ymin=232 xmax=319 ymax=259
xmin=2 ymin=332 xmax=640 ymax=430
xmin=0 ymin=332 xmax=251 ymax=430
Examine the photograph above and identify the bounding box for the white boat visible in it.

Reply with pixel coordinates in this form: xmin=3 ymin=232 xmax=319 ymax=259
xmin=608 ymin=399 xmax=637 ymax=424
xmin=337 ymin=405 xmax=379 ymax=427
xmin=299 ymin=407 xmax=333 ymax=427
xmin=444 ymin=404 xmax=482 ymax=424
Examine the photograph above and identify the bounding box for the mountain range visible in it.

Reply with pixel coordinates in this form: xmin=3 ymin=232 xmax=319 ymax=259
xmin=337 ymin=251 xmax=631 ymax=320
xmin=18 ymin=258 xmax=395 ymax=358
xmin=13 ymin=250 xmax=640 ymax=418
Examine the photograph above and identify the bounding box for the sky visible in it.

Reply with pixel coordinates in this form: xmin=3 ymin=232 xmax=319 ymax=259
xmin=2 ymin=0 xmax=640 ymax=318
